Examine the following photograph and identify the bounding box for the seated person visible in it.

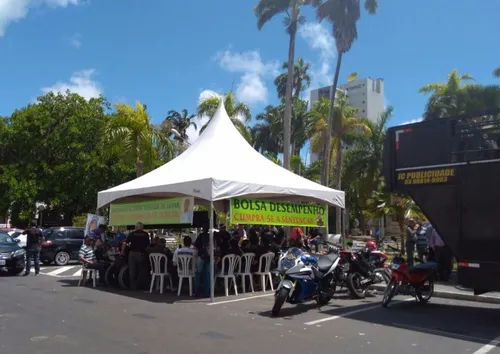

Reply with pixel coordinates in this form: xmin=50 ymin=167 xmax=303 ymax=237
xmin=79 ymin=238 xmax=106 ymax=285
xmin=173 ymin=236 xmax=197 ymax=266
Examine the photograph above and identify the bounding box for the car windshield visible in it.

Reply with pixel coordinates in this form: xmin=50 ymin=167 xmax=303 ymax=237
xmin=10 ymin=232 xmax=21 ymax=238
xmin=0 ymin=232 xmax=15 ymax=244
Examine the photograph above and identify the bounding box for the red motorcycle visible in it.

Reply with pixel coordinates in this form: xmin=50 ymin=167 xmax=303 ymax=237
xmin=382 ymin=246 xmax=438 ymax=307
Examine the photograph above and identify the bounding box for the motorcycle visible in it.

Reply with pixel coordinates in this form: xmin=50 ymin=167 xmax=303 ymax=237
xmin=341 ymin=247 xmax=390 ymax=299
xmin=338 ymin=249 xmax=390 ymax=299
xmin=272 ymin=247 xmax=339 ymax=317
xmin=382 ymin=246 xmax=438 ymax=307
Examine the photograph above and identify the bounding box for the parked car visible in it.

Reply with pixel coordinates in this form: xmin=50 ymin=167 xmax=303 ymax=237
xmin=40 ymin=227 xmax=85 ymax=266
xmin=0 ymin=231 xmax=26 ymax=275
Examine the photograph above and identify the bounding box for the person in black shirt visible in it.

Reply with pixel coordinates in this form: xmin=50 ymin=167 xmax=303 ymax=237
xmin=23 ymin=222 xmax=44 ymax=276
xmin=275 ymin=226 xmax=286 ymax=249
xmin=123 ymin=222 xmax=150 ymax=290
xmin=194 ymin=228 xmax=210 ymax=297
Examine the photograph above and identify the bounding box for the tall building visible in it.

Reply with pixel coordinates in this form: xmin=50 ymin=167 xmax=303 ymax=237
xmin=308 ymin=77 xmax=385 ymax=164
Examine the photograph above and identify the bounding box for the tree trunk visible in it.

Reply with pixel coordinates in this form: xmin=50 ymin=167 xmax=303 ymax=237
xmin=137 ymin=149 xmax=144 ymax=177
xmin=398 ymin=219 xmax=406 ymax=255
xmin=321 ymin=52 xmax=343 ymax=186
xmin=283 ymin=28 xmax=296 ymax=170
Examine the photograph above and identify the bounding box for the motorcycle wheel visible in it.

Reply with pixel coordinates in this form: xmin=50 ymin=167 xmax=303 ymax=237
xmin=416 ymin=280 xmax=434 ymax=303
xmin=317 ymin=280 xmax=336 ymax=306
xmin=347 ymin=272 xmax=367 ymax=299
xmin=382 ymin=278 xmax=398 ymax=307
xmin=272 ymin=287 xmax=289 ymax=317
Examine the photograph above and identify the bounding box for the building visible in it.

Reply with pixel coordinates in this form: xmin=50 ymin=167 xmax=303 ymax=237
xmin=309 ymin=77 xmax=385 ymax=164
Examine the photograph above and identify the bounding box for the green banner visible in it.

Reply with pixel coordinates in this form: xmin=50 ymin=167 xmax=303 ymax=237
xmin=109 ymin=197 xmax=194 ymax=226
xmin=230 ymin=198 xmax=327 ymax=227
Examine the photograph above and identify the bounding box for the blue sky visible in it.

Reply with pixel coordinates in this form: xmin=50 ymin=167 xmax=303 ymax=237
xmin=1 ymin=0 xmax=499 ymax=147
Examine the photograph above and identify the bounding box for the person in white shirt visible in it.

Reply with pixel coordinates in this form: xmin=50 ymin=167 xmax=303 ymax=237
xmin=173 ymin=236 xmax=197 ymax=265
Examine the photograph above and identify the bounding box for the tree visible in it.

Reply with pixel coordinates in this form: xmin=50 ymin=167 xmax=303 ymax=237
xmin=255 ymin=0 xmax=321 ymax=170
xmin=420 ymin=69 xmax=500 ymax=119
xmin=365 ymin=184 xmax=424 ymax=254
xmin=493 ymin=67 xmax=500 ymax=78
xmin=104 ymin=101 xmax=174 ymax=177
xmin=317 ymin=0 xmax=378 ymax=189
xmin=1 ymin=91 xmax=136 ymax=224
xmin=274 ymin=57 xmax=311 ymax=100
xmin=163 ymin=109 xmax=197 ymax=141
xmin=308 ymin=95 xmax=371 ymax=183
xmin=197 ymin=91 xmax=252 ymax=143
xmin=251 ymin=104 xmax=283 ymax=155
xmin=342 ymin=106 xmax=393 ymax=230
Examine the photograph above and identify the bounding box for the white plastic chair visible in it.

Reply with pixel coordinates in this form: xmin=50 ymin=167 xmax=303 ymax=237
xmin=216 ymin=254 xmax=240 ymax=297
xmin=254 ymin=253 xmax=275 ymax=292
xmin=149 ymin=253 xmax=173 ymax=294
xmin=234 ymin=253 xmax=255 ymax=293
xmin=177 ymin=254 xmax=195 ymax=296
xmin=78 ymin=264 xmax=98 ymax=287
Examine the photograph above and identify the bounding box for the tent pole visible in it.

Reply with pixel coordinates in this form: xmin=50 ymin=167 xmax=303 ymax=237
xmin=209 ymin=202 xmax=215 ymax=302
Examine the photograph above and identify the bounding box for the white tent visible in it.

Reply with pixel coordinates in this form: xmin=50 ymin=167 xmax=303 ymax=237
xmin=97 ymin=100 xmax=344 ymax=209
xmin=97 ymin=99 xmax=344 ymax=301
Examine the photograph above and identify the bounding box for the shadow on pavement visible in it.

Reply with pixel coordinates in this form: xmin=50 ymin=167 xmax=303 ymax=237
xmin=333 ymin=299 xmax=500 ymax=345
xmin=57 ymin=278 xmax=212 ymax=304
xmin=255 ymin=293 xmax=368 ymax=319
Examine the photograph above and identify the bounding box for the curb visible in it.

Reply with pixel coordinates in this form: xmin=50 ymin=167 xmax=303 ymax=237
xmin=371 ymin=284 xmax=500 ymax=305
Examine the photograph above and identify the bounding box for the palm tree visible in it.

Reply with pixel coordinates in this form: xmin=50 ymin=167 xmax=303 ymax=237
xmin=308 ymin=95 xmax=372 ymax=184
xmin=493 ymin=67 xmax=500 ymax=78
xmin=291 ymin=98 xmax=310 ymax=156
xmin=104 ymin=101 xmax=174 ymax=177
xmin=419 ymin=69 xmax=474 ymax=119
xmin=420 ymin=69 xmax=500 ymax=119
xmin=365 ymin=184 xmax=424 ymax=254
xmin=317 ymin=0 xmax=378 ymax=187
xmin=342 ymin=106 xmax=393 ymax=230
xmin=251 ymin=104 xmax=283 ymax=155
xmin=163 ymin=109 xmax=197 ymax=141
xmin=274 ymin=57 xmax=312 ymax=100
xmin=255 ymin=0 xmax=321 ymax=170
xmin=197 ymin=91 xmax=252 ymax=143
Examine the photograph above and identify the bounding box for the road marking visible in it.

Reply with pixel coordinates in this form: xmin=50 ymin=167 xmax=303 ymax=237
xmin=304 ymin=298 xmax=414 ymax=326
xmin=473 ymin=336 xmax=500 ymax=354
xmin=46 ymin=266 xmax=76 ymax=276
xmin=395 ymin=323 xmax=500 ymax=353
xmin=207 ymin=293 xmax=274 ymax=305
xmin=73 ymin=269 xmax=82 ymax=277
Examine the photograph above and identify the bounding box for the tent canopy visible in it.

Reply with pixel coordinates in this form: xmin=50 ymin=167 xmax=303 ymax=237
xmin=97 ymin=100 xmax=344 ymax=209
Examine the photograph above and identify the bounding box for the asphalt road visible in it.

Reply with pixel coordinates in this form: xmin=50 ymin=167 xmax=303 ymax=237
xmin=0 ymin=273 xmax=499 ymax=354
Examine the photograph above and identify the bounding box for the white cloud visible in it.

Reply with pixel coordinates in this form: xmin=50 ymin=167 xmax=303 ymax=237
xmin=0 ymin=0 xmax=80 ymax=37
xmin=41 ymin=69 xmax=102 ymax=100
xmin=299 ymin=22 xmax=336 ymax=98
xmin=401 ymin=118 xmax=423 ymax=125
xmin=69 ymin=33 xmax=82 ymax=48
xmin=184 ymin=90 xmax=219 ymax=144
xmin=214 ymin=50 xmax=279 ymax=104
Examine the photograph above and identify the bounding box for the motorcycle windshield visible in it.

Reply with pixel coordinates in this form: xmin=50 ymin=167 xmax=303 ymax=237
xmin=280 ymin=247 xmax=305 ymax=271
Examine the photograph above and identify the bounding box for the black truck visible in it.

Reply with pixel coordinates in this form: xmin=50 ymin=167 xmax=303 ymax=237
xmin=383 ymin=108 xmax=500 ymax=295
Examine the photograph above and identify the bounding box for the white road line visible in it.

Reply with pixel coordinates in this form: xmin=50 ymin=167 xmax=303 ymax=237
xmin=473 ymin=336 xmax=500 ymax=354
xmin=304 ymin=298 xmax=414 ymax=326
xmin=46 ymin=266 xmax=76 ymax=276
xmin=73 ymin=269 xmax=82 ymax=277
xmin=394 ymin=323 xmax=500 ymax=346
xmin=207 ymin=293 xmax=274 ymax=306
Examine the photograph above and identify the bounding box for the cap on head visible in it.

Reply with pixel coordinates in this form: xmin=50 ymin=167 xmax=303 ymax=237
xmin=135 ymin=222 xmax=144 ymax=230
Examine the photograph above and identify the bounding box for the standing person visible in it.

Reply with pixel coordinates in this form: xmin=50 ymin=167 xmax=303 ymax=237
xmin=405 ymin=219 xmax=418 ymax=267
xmin=275 ymin=226 xmax=286 ymax=249
xmin=415 ymin=222 xmax=429 ymax=262
xmin=423 ymin=222 xmax=435 ymax=261
xmin=194 ymin=228 xmax=210 ymax=297
xmin=122 ymin=222 xmax=150 ymax=290
xmin=430 ymin=228 xmax=452 ymax=281
xmin=22 ymin=222 xmax=44 ymax=276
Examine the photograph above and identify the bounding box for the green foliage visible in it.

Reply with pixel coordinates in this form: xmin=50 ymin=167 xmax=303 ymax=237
xmin=72 ymin=215 xmax=88 ymax=227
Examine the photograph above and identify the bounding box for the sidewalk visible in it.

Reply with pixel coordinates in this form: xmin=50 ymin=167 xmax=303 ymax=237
xmin=372 ymin=276 xmax=500 ymax=304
